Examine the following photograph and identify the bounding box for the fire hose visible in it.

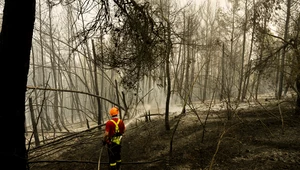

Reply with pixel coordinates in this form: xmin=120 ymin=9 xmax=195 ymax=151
xmin=97 ymin=145 xmax=104 ymax=170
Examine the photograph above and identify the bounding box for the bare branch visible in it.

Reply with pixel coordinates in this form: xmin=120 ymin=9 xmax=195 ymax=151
xmin=26 ymin=86 xmax=124 ymax=110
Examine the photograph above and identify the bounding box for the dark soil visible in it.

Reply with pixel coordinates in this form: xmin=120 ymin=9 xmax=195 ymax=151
xmin=28 ymin=101 xmax=300 ymax=170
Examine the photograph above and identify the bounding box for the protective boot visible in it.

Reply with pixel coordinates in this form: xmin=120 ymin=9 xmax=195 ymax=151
xmin=110 ymin=165 xmax=117 ymax=170
xmin=116 ymin=162 xmax=121 ymax=170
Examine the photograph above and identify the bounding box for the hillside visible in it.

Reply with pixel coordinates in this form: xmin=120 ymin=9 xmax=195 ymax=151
xmin=28 ymin=99 xmax=300 ymax=170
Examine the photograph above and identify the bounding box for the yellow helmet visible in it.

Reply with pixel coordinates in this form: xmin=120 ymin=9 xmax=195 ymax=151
xmin=109 ymin=107 xmax=119 ymax=116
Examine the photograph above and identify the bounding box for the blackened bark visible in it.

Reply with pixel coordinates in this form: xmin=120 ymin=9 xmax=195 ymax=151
xmin=295 ymin=75 xmax=300 ymax=114
xmin=0 ymin=0 xmax=36 ymax=169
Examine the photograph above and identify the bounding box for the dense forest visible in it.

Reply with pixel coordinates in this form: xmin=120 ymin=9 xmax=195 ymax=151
xmin=0 ymin=0 xmax=300 ymax=169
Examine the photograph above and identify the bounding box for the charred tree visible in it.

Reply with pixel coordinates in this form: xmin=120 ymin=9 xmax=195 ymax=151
xmin=0 ymin=0 xmax=36 ymax=169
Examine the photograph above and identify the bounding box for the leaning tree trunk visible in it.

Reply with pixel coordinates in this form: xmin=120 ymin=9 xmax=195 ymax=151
xmin=0 ymin=0 xmax=36 ymax=169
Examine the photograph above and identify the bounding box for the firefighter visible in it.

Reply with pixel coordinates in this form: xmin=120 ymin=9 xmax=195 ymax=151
xmin=103 ymin=107 xmax=125 ymax=170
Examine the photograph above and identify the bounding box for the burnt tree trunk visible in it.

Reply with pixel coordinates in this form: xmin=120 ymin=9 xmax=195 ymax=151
xmin=296 ymin=71 xmax=300 ymax=114
xmin=0 ymin=0 xmax=36 ymax=169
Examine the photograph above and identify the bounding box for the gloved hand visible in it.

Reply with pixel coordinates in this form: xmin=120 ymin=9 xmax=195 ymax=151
xmin=102 ymin=140 xmax=107 ymax=146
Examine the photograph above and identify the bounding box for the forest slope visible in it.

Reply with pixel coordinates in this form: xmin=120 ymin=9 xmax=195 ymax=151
xmin=28 ymin=99 xmax=300 ymax=170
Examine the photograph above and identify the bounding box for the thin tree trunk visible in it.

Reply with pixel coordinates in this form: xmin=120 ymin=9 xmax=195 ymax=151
xmin=57 ymin=60 xmax=69 ymax=132
xmin=220 ymin=43 xmax=225 ymax=100
xmin=184 ymin=16 xmax=191 ymax=102
xmin=242 ymin=0 xmax=256 ymax=100
xmin=47 ymin=1 xmax=62 ymax=131
xmin=29 ymin=98 xmax=40 ymax=147
xmin=159 ymin=0 xmax=171 ymax=131
xmin=165 ymin=32 xmax=171 ymax=131
xmin=115 ymin=80 xmax=122 ymax=119
xmin=30 ymin=48 xmax=43 ymax=146
xmin=100 ymin=30 xmax=104 ymax=122
xmin=174 ymin=44 xmax=182 ymax=97
xmin=92 ymin=39 xmax=102 ymax=126
xmin=180 ymin=11 xmax=186 ymax=98
xmin=39 ymin=0 xmax=49 ymax=133
xmin=229 ymin=5 xmax=235 ymax=102
xmin=238 ymin=0 xmax=247 ymax=101
xmin=278 ymin=0 xmax=291 ymax=99
xmin=203 ymin=56 xmax=210 ymax=102
xmin=190 ymin=45 xmax=195 ymax=101
xmin=255 ymin=15 xmax=267 ymax=99
xmin=67 ymin=5 xmax=83 ymax=125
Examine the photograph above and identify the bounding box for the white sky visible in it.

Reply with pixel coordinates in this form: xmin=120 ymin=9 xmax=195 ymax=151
xmin=178 ymin=0 xmax=228 ymax=9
